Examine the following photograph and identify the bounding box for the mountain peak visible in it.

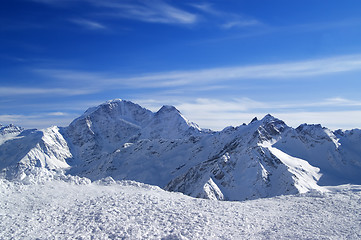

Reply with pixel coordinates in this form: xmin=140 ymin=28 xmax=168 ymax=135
xmin=0 ymin=124 xmax=23 ymax=136
xmin=140 ymin=104 xmax=201 ymax=139
xmin=250 ymin=117 xmax=258 ymax=123
xmin=157 ymin=105 xmax=180 ymax=115
xmin=259 ymin=114 xmax=287 ymax=127
xmin=296 ymin=123 xmax=323 ymax=131
xmin=261 ymin=114 xmax=278 ymax=122
xmin=105 ymin=98 xmax=123 ymax=104
xmin=72 ymin=99 xmax=153 ymax=127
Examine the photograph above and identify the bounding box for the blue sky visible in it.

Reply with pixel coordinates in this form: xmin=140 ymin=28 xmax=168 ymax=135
xmin=1 ymin=0 xmax=361 ymax=130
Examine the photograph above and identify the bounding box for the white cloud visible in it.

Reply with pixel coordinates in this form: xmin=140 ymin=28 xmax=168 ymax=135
xmin=101 ymin=1 xmax=197 ymax=25
xmin=69 ymin=18 xmax=107 ymax=30
xmin=322 ymin=97 xmax=361 ymax=106
xmin=0 ymin=115 xmax=25 ymax=124
xmin=275 ymin=111 xmax=361 ymax=130
xmin=30 ymin=54 xmax=361 ymax=93
xmin=221 ymin=20 xmax=260 ymax=29
xmin=132 ymin=97 xmax=361 ymax=131
xmin=0 ymin=87 xmax=95 ymax=96
xmin=190 ymin=3 xmax=220 ymax=16
xmin=183 ymin=108 xmax=361 ymax=131
xmin=33 ymin=0 xmax=198 ymax=25
xmin=34 ymin=68 xmax=105 ymax=81
xmin=177 ymin=98 xmax=267 ymax=113
xmin=113 ymin=54 xmax=361 ymax=88
xmin=0 ymin=113 xmax=77 ymax=129
xmin=190 ymin=3 xmax=261 ymax=29
xmin=47 ymin=112 xmax=68 ymax=116
xmin=1 ymin=96 xmax=360 ymax=131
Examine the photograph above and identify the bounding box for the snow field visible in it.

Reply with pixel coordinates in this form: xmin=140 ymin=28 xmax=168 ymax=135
xmin=0 ymin=179 xmax=360 ymax=240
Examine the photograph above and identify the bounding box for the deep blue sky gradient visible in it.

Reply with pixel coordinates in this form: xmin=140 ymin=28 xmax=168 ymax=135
xmin=1 ymin=0 xmax=361 ymax=130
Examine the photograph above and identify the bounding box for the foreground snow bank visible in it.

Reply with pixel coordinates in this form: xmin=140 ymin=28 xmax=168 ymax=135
xmin=1 ymin=178 xmax=360 ymax=240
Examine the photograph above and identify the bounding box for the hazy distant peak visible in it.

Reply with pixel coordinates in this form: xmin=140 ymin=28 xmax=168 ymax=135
xmin=0 ymin=124 xmax=23 ymax=136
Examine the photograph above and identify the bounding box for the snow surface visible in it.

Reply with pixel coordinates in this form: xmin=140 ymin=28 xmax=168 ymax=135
xmin=0 ymin=174 xmax=360 ymax=240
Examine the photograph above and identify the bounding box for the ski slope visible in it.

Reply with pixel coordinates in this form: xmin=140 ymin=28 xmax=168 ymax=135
xmin=0 ymin=176 xmax=360 ymax=240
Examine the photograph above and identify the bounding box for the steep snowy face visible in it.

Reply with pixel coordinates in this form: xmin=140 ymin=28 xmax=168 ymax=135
xmin=0 ymin=126 xmax=71 ymax=179
xmin=332 ymin=129 xmax=361 ymax=182
xmin=64 ymin=99 xmax=154 ymax=167
xmin=295 ymin=124 xmax=340 ymax=147
xmin=71 ymin=112 xmax=299 ymax=201
xmin=165 ymin=115 xmax=320 ymax=201
xmin=67 ymin=99 xmax=153 ymax=141
xmin=141 ymin=105 xmax=202 ymax=139
xmin=64 ymin=101 xmax=206 ymax=179
xmin=250 ymin=114 xmax=288 ymax=143
xmin=80 ymin=99 xmax=153 ymax=127
xmin=273 ymin=124 xmax=361 ymax=185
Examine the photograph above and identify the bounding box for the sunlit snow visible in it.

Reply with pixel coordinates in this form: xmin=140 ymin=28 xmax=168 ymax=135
xmin=0 ymin=175 xmax=360 ymax=239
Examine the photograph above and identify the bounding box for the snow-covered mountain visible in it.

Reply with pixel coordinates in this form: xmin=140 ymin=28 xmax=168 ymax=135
xmin=0 ymin=99 xmax=360 ymax=201
xmin=0 ymin=126 xmax=71 ymax=180
xmin=0 ymin=124 xmax=23 ymax=145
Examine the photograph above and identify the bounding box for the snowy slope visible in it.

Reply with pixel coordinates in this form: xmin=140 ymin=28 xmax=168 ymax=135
xmin=166 ymin=115 xmax=327 ymax=200
xmin=64 ymin=99 xmax=153 ymax=164
xmin=140 ymin=105 xmax=202 ymax=139
xmin=0 ymin=126 xmax=71 ymax=179
xmin=273 ymin=124 xmax=361 ymax=185
xmin=0 ymin=124 xmax=23 ymax=145
xmin=63 ymin=99 xmax=204 ymax=179
xmin=0 ymin=99 xmax=360 ymax=201
xmin=0 ymin=177 xmax=360 ymax=240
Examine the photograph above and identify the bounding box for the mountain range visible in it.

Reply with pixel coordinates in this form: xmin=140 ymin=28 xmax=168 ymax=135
xmin=1 ymin=99 xmax=360 ymax=201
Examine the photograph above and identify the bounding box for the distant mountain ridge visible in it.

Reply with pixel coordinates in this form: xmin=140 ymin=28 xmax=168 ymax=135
xmin=1 ymin=99 xmax=360 ymax=201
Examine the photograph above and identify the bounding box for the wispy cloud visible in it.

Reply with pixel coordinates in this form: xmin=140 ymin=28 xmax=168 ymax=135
xmin=274 ymin=111 xmax=361 ymax=130
xmin=190 ymin=3 xmax=220 ymax=16
xmin=0 ymin=115 xmax=25 ymax=124
xmin=177 ymin=98 xmax=266 ymax=113
xmin=31 ymin=0 xmax=263 ymax=28
xmin=0 ymin=113 xmax=76 ymax=129
xmin=190 ymin=3 xmax=261 ymax=29
xmin=0 ymin=87 xmax=95 ymax=96
xmin=31 ymin=54 xmax=361 ymax=91
xmin=93 ymin=0 xmax=198 ymax=25
xmin=135 ymin=97 xmax=361 ymax=114
xmin=131 ymin=97 xmax=361 ymax=130
xmin=34 ymin=68 xmax=105 ymax=81
xmin=113 ymin=54 xmax=361 ymax=88
xmin=32 ymin=0 xmax=198 ymax=25
xmin=69 ymin=18 xmax=107 ymax=30
xmin=221 ymin=20 xmax=261 ymax=29
xmin=1 ymin=95 xmax=360 ymax=130
xmin=4 ymin=54 xmax=361 ymax=131
xmin=194 ymin=18 xmax=361 ymax=44
xmin=47 ymin=112 xmax=69 ymax=116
